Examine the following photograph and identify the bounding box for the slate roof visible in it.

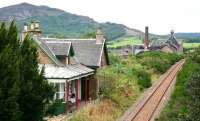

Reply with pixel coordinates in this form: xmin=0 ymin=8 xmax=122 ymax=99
xmin=150 ymin=39 xmax=167 ymax=47
xmin=46 ymin=41 xmax=71 ymax=56
xmin=41 ymin=38 xmax=105 ymax=67
xmin=34 ymin=38 xmax=95 ymax=80
xmin=150 ymin=32 xmax=181 ymax=52
xmin=166 ymin=35 xmax=180 ymax=50
xmin=33 ymin=38 xmax=63 ymax=66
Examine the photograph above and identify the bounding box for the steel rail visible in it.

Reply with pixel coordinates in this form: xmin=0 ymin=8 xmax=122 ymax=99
xmin=131 ymin=60 xmax=185 ymax=121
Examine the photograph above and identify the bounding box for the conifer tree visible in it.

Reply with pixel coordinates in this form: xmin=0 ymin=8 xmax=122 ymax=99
xmin=0 ymin=23 xmax=7 ymax=52
xmin=0 ymin=45 xmax=21 ymax=120
xmin=0 ymin=21 xmax=54 ymax=121
xmin=19 ymin=36 xmax=54 ymax=121
xmin=7 ymin=21 xmax=19 ymax=49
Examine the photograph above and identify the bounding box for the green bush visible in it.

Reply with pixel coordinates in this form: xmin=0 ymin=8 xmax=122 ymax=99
xmin=46 ymin=99 xmax=66 ymax=116
xmin=137 ymin=51 xmax=182 ymax=73
xmin=186 ymin=68 xmax=200 ymax=121
xmin=108 ymin=53 xmax=121 ymax=64
xmin=190 ymin=46 xmax=200 ymax=64
xmin=137 ymin=70 xmax=152 ymax=90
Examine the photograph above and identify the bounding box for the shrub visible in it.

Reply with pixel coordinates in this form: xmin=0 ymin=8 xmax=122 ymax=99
xmin=136 ymin=70 xmax=152 ymax=90
xmin=108 ymin=53 xmax=121 ymax=64
xmin=136 ymin=51 xmax=182 ymax=73
xmin=185 ymin=67 xmax=200 ymax=121
xmin=190 ymin=46 xmax=200 ymax=64
xmin=98 ymin=70 xmax=117 ymax=99
xmin=45 ymin=99 xmax=65 ymax=116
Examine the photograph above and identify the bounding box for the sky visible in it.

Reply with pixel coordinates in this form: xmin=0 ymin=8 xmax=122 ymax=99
xmin=0 ymin=0 xmax=200 ymax=34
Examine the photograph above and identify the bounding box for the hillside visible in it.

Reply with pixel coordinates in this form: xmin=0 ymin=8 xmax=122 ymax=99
xmin=0 ymin=2 xmax=144 ymax=40
xmin=175 ymin=33 xmax=200 ymax=39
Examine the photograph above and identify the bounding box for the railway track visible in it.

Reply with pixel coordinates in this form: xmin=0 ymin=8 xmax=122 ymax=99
xmin=130 ymin=59 xmax=185 ymax=121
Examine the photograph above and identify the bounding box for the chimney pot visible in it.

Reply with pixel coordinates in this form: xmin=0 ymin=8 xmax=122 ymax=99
xmin=23 ymin=22 xmax=28 ymax=31
xmin=30 ymin=23 xmax=34 ymax=30
xmin=96 ymin=28 xmax=104 ymax=44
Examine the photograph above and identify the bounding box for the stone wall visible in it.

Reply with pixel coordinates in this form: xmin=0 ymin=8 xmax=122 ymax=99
xmin=37 ymin=49 xmax=54 ymax=64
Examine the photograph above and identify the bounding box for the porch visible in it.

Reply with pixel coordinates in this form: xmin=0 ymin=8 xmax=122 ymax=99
xmin=41 ymin=64 xmax=97 ymax=114
xmin=50 ymin=77 xmax=96 ymax=114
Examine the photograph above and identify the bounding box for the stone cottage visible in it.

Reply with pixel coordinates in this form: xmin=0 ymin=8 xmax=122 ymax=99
xmin=22 ymin=20 xmax=109 ymax=113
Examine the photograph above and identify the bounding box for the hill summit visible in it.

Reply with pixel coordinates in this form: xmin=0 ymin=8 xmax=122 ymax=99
xmin=0 ymin=2 xmax=144 ymax=40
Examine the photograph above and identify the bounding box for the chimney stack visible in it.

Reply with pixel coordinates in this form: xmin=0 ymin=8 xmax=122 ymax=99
xmin=30 ymin=20 xmax=35 ymax=30
xmin=23 ymin=22 xmax=28 ymax=32
xmin=22 ymin=20 xmax=42 ymax=40
xmin=144 ymin=26 xmax=149 ymax=49
xmin=96 ymin=28 xmax=104 ymax=44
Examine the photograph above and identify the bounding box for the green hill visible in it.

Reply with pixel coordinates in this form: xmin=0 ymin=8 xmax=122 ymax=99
xmin=0 ymin=2 xmax=143 ymax=40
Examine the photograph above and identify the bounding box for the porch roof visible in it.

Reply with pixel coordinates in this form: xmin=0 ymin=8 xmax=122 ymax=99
xmin=39 ymin=64 xmax=94 ymax=80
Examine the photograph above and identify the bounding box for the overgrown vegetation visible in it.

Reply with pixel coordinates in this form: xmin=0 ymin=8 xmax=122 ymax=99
xmin=69 ymin=100 xmax=121 ymax=121
xmin=136 ymin=52 xmax=183 ymax=73
xmin=157 ymin=47 xmax=200 ymax=121
xmin=69 ymin=51 xmax=182 ymax=121
xmin=0 ymin=21 xmax=54 ymax=121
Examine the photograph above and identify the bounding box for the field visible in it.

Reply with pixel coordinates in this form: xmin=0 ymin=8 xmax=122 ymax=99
xmin=107 ymin=37 xmax=142 ymax=48
xmin=183 ymin=43 xmax=200 ymax=48
xmin=107 ymin=37 xmax=200 ymax=49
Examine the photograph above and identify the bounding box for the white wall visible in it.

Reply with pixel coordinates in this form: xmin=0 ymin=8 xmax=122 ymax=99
xmin=47 ymin=78 xmax=82 ymax=100
xmin=47 ymin=79 xmax=66 ymax=83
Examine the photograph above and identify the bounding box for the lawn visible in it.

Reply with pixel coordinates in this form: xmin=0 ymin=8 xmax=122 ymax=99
xmin=107 ymin=37 xmax=142 ymax=48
